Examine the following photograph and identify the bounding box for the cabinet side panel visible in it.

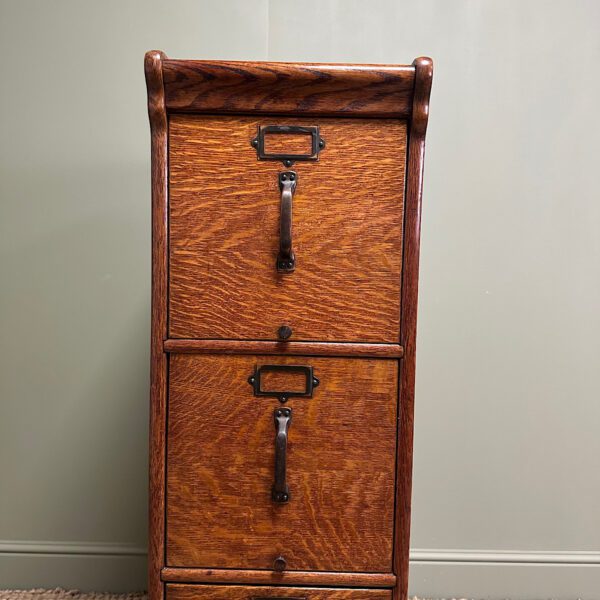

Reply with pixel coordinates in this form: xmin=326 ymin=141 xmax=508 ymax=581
xmin=145 ymin=50 xmax=169 ymax=600
xmin=394 ymin=57 xmax=433 ymax=600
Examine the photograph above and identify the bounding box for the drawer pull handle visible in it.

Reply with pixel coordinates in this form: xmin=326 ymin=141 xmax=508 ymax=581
xmin=272 ymin=407 xmax=292 ymax=503
xmin=276 ymin=171 xmax=297 ymax=273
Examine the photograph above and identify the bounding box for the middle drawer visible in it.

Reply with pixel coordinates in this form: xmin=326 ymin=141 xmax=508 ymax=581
xmin=166 ymin=354 xmax=398 ymax=573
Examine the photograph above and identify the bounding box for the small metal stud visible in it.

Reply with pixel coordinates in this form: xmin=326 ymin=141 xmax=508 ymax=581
xmin=277 ymin=325 xmax=292 ymax=340
xmin=273 ymin=555 xmax=287 ymax=572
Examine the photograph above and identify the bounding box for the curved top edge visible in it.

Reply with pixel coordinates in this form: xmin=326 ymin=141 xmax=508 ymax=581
xmin=144 ymin=51 xmax=167 ymax=131
xmin=411 ymin=57 xmax=434 ymax=136
xmin=144 ymin=50 xmax=166 ymax=84
xmin=412 ymin=56 xmax=433 ymax=71
xmin=145 ymin=49 xmax=167 ymax=62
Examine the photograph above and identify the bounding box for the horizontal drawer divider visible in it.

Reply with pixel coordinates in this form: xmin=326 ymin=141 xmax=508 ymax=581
xmin=163 ymin=339 xmax=404 ymax=358
xmin=161 ymin=568 xmax=396 ymax=588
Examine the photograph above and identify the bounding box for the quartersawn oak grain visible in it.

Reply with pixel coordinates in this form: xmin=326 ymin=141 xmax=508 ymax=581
xmin=162 ymin=59 xmax=415 ymax=117
xmin=169 ymin=115 xmax=406 ymax=343
xmin=145 ymin=49 xmax=168 ymax=600
xmin=162 ymin=569 xmax=396 ymax=588
xmin=166 ymin=355 xmax=398 ymax=573
xmin=166 ymin=583 xmax=392 ymax=600
xmin=394 ymin=57 xmax=434 ymax=600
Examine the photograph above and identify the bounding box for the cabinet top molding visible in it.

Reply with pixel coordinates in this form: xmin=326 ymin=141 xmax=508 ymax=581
xmin=145 ymin=50 xmax=432 ymax=118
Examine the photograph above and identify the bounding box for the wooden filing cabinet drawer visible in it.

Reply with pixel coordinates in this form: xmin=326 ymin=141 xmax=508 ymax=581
xmin=166 ymin=584 xmax=393 ymax=600
xmin=168 ymin=115 xmax=406 ymax=343
xmin=166 ymin=354 xmax=398 ymax=572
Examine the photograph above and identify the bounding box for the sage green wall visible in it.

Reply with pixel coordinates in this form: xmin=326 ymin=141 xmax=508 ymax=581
xmin=1 ymin=1 xmax=599 ymax=597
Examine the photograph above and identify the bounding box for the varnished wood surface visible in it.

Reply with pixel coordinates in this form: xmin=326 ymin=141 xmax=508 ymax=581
xmin=169 ymin=115 xmax=405 ymax=343
xmin=167 ymin=355 xmax=398 ymax=572
xmin=162 ymin=59 xmax=414 ymax=117
xmin=394 ymin=57 xmax=434 ymax=600
xmin=166 ymin=583 xmax=392 ymax=600
xmin=162 ymin=569 xmax=396 ymax=588
xmin=164 ymin=339 xmax=403 ymax=358
xmin=145 ymin=49 xmax=168 ymax=600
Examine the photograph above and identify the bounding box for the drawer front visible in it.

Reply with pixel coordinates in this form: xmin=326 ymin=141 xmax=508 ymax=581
xmin=166 ymin=354 xmax=398 ymax=572
xmin=166 ymin=584 xmax=392 ymax=600
xmin=168 ymin=115 xmax=406 ymax=343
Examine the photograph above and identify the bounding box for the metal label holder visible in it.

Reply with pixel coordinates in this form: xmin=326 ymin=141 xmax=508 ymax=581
xmin=248 ymin=364 xmax=320 ymax=403
xmin=251 ymin=125 xmax=325 ymax=167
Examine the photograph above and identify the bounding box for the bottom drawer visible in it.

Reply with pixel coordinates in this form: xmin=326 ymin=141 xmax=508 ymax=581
xmin=166 ymin=584 xmax=392 ymax=600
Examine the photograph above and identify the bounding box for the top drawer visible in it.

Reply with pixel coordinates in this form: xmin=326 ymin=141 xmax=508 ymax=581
xmin=168 ymin=114 xmax=406 ymax=343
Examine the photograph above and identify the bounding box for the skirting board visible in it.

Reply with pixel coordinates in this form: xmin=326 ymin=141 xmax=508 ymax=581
xmin=0 ymin=543 xmax=599 ymax=598
xmin=411 ymin=550 xmax=600 ymax=600
xmin=0 ymin=542 xmax=146 ymax=593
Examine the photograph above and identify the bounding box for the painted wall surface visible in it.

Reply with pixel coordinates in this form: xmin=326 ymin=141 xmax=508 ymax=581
xmin=1 ymin=1 xmax=599 ymax=597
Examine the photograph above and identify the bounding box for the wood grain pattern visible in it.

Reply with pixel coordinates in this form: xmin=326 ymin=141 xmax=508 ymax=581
xmin=166 ymin=355 xmax=398 ymax=572
xmin=164 ymin=339 xmax=403 ymax=358
xmin=162 ymin=59 xmax=414 ymax=117
xmin=166 ymin=583 xmax=392 ymax=600
xmin=145 ymin=49 xmax=168 ymax=600
xmin=169 ymin=115 xmax=406 ymax=343
xmin=394 ymin=57 xmax=434 ymax=600
xmin=162 ymin=569 xmax=396 ymax=588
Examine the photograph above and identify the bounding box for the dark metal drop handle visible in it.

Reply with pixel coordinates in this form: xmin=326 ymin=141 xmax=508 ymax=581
xmin=277 ymin=171 xmax=297 ymax=273
xmin=272 ymin=407 xmax=292 ymax=502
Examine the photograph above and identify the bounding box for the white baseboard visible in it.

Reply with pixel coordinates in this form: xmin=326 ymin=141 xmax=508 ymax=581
xmin=409 ymin=549 xmax=600 ymax=599
xmin=0 ymin=541 xmax=147 ymax=592
xmin=1 ymin=542 xmax=599 ymax=598
xmin=411 ymin=548 xmax=600 ymax=564
xmin=0 ymin=540 xmax=147 ymax=557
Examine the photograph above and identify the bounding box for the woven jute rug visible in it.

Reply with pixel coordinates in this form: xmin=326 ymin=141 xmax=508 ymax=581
xmin=0 ymin=594 xmax=450 ymax=600
xmin=0 ymin=593 xmax=449 ymax=600
xmin=0 ymin=591 xmax=147 ymax=600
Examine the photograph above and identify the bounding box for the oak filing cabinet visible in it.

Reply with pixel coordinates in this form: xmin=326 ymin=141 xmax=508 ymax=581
xmin=144 ymin=51 xmax=433 ymax=600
